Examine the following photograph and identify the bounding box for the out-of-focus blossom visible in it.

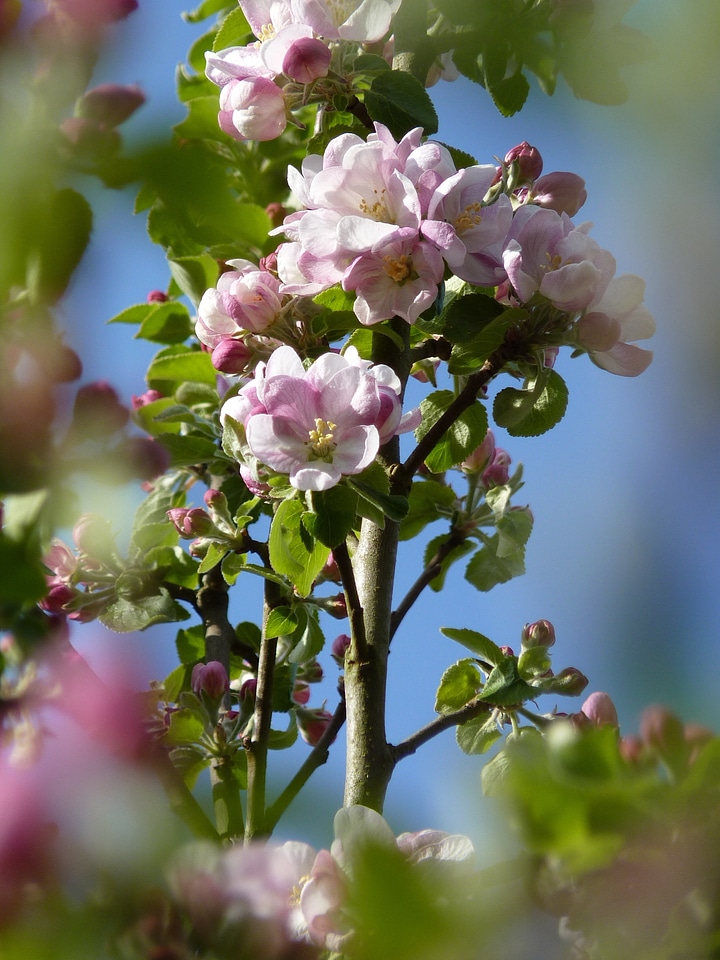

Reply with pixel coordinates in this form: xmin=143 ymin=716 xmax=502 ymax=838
xmin=291 ymin=0 xmax=401 ymax=42
xmin=581 ymin=691 xmax=619 ymax=728
xmin=72 ymin=380 xmax=129 ymax=438
xmin=76 ymin=83 xmax=145 ymax=127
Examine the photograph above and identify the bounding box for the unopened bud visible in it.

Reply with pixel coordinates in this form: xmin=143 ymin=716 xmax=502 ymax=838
xmin=211 ymin=339 xmax=251 ymax=374
xmin=77 ymin=83 xmax=145 ymax=127
xmin=116 ymin=437 xmax=171 ymax=481
xmin=147 ymin=290 xmax=169 ymax=303
xmin=482 ymin=447 xmax=511 ymax=487
xmin=504 ymin=141 xmax=543 ymax=184
xmin=72 ymin=380 xmax=129 ymax=437
xmin=72 ymin=513 xmax=115 ymax=558
xmin=639 ymin=705 xmax=685 ymax=759
xmin=131 ymin=389 xmax=163 ymax=410
xmin=168 ymin=507 xmax=214 ymax=538
xmin=552 ymin=667 xmax=589 ymax=697
xmin=191 ymin=661 xmax=229 ymax=701
xmin=292 ymin=681 xmax=311 ymax=705
xmin=521 ymin=619 xmax=556 ymax=649
xmin=282 ymin=36 xmax=331 ymax=84
xmin=461 ymin=431 xmax=496 ymax=474
xmin=324 ymin=594 xmax=347 ymax=619
xmin=331 ymin=633 xmax=351 ymax=666
xmin=619 ymin=734 xmax=644 ymax=764
xmin=581 ymin=691 xmax=619 ymax=727
xmin=297 ymin=707 xmax=334 ymax=746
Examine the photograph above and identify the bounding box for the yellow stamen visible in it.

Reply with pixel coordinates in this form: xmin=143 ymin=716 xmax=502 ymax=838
xmin=383 ymin=254 xmax=413 ymax=283
xmin=307 ymin=418 xmax=337 ymax=458
xmin=454 ymin=202 xmax=483 ymax=234
xmin=257 ymin=23 xmax=275 ymax=42
xmin=359 ymin=188 xmax=389 ymax=221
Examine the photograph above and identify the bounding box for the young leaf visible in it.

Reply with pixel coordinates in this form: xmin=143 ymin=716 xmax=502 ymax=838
xmin=265 ymin=604 xmax=300 ymax=639
xmin=456 ymin=713 xmax=502 ymax=755
xmin=493 ymin=370 xmax=568 ymax=437
xmin=305 ymin=485 xmax=359 ymax=548
xmin=415 ymin=390 xmax=488 ymax=473
xmin=268 ymin=499 xmax=329 ymax=597
xmin=99 ymin=591 xmax=190 ymax=633
xmin=434 ymin=659 xmax=483 ymax=714
xmin=440 ymin=627 xmax=505 ymax=665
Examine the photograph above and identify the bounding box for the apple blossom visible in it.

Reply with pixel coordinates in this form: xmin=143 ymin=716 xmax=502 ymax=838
xmin=577 ymin=273 xmax=655 ymax=376
xmin=291 ymin=0 xmax=401 ymax=42
xmin=195 ymin=259 xmax=284 ymax=349
xmin=223 ymin=345 xmax=406 ymax=491
xmin=530 ymin=171 xmax=588 ymax=216
xmin=503 ymin=205 xmax=615 ymax=311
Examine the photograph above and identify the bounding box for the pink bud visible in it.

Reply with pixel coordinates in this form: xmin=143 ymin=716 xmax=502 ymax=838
xmin=147 ymin=290 xmax=169 ymax=303
xmin=331 ymin=633 xmax=351 ymax=666
xmin=521 ymin=619 xmax=556 ymax=649
xmin=39 ymin=582 xmax=77 ymax=613
xmin=218 ymin=77 xmax=287 ymax=142
xmin=77 ymin=83 xmax=145 ymax=127
xmin=531 ymin=172 xmax=587 ymax=217
xmin=619 ymin=734 xmax=644 ymax=764
xmin=203 ymin=489 xmax=225 ymax=509
xmin=482 ymin=447 xmax=511 ymax=487
xmin=504 ymin=141 xmax=543 ymax=183
xmin=297 ymin=707 xmax=334 ymax=746
xmin=552 ymin=667 xmax=589 ymax=697
xmin=265 ymin=203 xmax=288 ymax=229
xmin=292 ymin=681 xmax=311 ymax=705
xmin=499 ymin=645 xmax=514 ymax=657
xmin=325 ymin=594 xmax=347 ymax=620
xmin=191 ymin=661 xmax=229 ymax=701
xmin=131 ymin=389 xmax=163 ymax=410
xmin=211 ymin=338 xmax=251 ymax=374
xmin=239 ymin=677 xmax=257 ymax=702
xmin=298 ymin=659 xmax=324 ymax=683
xmin=72 ymin=380 xmax=129 ymax=437
xmin=581 ymin=691 xmax=619 ymax=727
xmin=639 ymin=705 xmax=685 ymax=757
xmin=282 ymin=36 xmax=331 ymax=84
xmin=116 ymin=437 xmax=171 ymax=481
xmin=461 ymin=431 xmax=496 ymax=474
xmin=167 ymin=507 xmax=213 ymax=538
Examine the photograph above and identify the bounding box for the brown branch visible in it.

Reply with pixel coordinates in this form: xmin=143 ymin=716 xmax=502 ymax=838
xmin=333 ymin=539 xmax=367 ymax=662
xmin=391 ymin=697 xmax=493 ymax=763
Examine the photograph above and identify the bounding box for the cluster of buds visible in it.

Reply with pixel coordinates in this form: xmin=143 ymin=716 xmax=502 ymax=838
xmin=61 ymin=83 xmax=145 ymax=159
xmin=499 ymin=141 xmax=588 ymax=217
xmin=619 ymin=704 xmax=713 ymax=772
xmin=513 ymin=619 xmax=589 ymax=698
xmin=460 ymin=430 xmax=512 ymax=488
xmin=167 ymin=489 xmax=248 ymax=558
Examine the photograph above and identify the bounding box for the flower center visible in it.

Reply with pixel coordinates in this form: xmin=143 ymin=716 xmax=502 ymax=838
xmin=307 ymin=418 xmax=337 ymax=458
xmin=326 ymin=0 xmax=358 ymax=26
xmin=289 ymin=875 xmax=311 ymax=906
xmin=545 ymin=252 xmax=567 ymax=272
xmin=383 ymin=254 xmax=413 ymax=284
xmin=257 ymin=22 xmax=275 ymax=42
xmin=359 ymin=187 xmax=389 ymax=221
xmin=454 ymin=202 xmax=483 ymax=234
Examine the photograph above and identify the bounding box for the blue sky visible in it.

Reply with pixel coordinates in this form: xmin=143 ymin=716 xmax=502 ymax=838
xmin=58 ymin=0 xmax=720 ymax=845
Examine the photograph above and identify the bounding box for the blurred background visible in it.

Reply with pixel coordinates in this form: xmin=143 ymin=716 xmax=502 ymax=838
xmin=51 ymin=0 xmax=720 ymax=852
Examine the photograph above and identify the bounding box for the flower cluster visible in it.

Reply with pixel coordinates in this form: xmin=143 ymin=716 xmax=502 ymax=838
xmin=169 ymin=804 xmax=475 ymax=957
xmin=205 ymin=0 xmax=401 ymax=142
xmin=221 ymin=344 xmax=417 ymax=491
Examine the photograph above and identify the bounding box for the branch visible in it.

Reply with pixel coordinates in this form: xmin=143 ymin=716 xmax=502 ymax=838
xmin=333 ymin=539 xmax=367 ymax=662
xmin=163 ymin=581 xmax=200 ymax=613
xmin=264 ymin=697 xmax=347 ymax=833
xmin=389 ymin=527 xmax=469 ymax=640
xmin=245 ymin=579 xmax=282 ymax=840
xmin=399 ymin=349 xmax=510 ymax=483
xmin=391 ymin=698 xmax=493 ymax=763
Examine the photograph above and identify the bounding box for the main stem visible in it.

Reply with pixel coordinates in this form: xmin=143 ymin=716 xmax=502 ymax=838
xmin=343 ymin=320 xmax=410 ymax=812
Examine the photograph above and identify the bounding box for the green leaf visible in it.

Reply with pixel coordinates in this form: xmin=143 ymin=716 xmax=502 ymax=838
xmin=447 ymin=309 xmax=521 ymax=375
xmin=169 ymin=254 xmax=219 ymax=306
xmin=464 ymin=533 xmax=527 ymax=592
xmin=137 ymin=301 xmax=194 ymax=344
xmin=353 ymin=53 xmax=392 ymax=74
xmin=348 ymin=479 xmax=408 ymax=524
xmin=213 ymin=5 xmax=251 ymax=49
xmin=268 ymin=716 xmax=299 ymax=750
xmin=440 ymin=627 xmax=505 ymax=665
xmin=364 ymin=71 xmax=438 ymax=139
xmin=269 ymin=499 xmax=329 ymax=597
xmin=434 ymin=659 xmax=482 ymax=714
xmin=28 ymin=188 xmax=92 ymax=303
xmin=488 ymin=68 xmax=530 ymax=117
xmin=288 ymin=608 xmax=325 ymax=664
xmin=440 ymin=292 xmax=504 ymax=344
xmin=183 ymin=0 xmax=234 ymax=23
xmin=313 ymin=286 xmax=357 ymax=313
xmin=187 ymin=26 xmax=218 ymax=73
xmin=456 ymin=713 xmax=502 ymax=755
xmin=479 ymin=658 xmax=535 ymax=706
xmin=158 ymin=433 xmax=219 ymax=467
xmin=176 ymin=624 xmax=205 ymax=665
xmin=399 ymin=479 xmax=457 ymax=541
xmin=107 ymin=302 xmax=155 ymax=325
xmin=415 ymin=390 xmax=488 ymax=473
xmin=166 ymin=707 xmax=206 ymax=745
xmin=423 ymin=533 xmax=474 ymax=592
xmin=265 ymin=605 xmax=300 ymax=639
xmin=99 ymin=590 xmax=190 ymax=632
xmin=305 ymin=485 xmax=358 ymax=548
xmin=228 ymin=562 xmax=290 ymax=589
xmin=494 ymin=370 xmax=569 ymax=438
xmin=0 ymin=536 xmax=47 ymax=605
xmin=174 ymin=95 xmax=229 ymax=142
xmin=197 ymin=541 xmax=228 ymax=574
xmin=147 ymin=348 xmax=217 ymax=387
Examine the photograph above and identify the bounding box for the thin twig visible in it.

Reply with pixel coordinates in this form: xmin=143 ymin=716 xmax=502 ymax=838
xmin=333 ymin=539 xmax=367 ymax=662
xmin=264 ymin=697 xmax=347 ymax=833
xmin=390 ymin=528 xmax=469 ymax=640
xmin=391 ymin=698 xmax=492 ymax=763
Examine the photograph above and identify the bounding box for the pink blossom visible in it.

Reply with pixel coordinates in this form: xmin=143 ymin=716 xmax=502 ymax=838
xmin=577 ymin=274 xmax=655 ymax=376
xmin=224 ymin=346 xmax=404 ymax=491
xmin=342 ymin=228 xmax=444 ymax=325
xmin=291 ymin=0 xmax=401 ymax=42
xmin=196 ymin=259 xmax=283 ymax=348
xmin=218 ymin=76 xmax=287 ymax=142
xmin=581 ymin=691 xmax=619 ymax=727
xmin=403 ymin=140 xmax=457 ymax=216
xmin=503 ymin=205 xmax=615 ymax=311
xmin=423 ymin=165 xmax=513 ymax=285
xmin=191 ymin=661 xmax=230 ymax=700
